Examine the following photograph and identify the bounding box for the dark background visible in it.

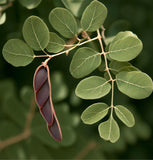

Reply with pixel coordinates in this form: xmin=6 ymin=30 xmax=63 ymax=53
xmin=0 ymin=0 xmax=153 ymax=159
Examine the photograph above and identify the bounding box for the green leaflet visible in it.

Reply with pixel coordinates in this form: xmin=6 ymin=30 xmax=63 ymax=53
xmin=0 ymin=12 xmax=6 ymax=25
xmin=116 ymin=71 xmax=153 ymax=99
xmin=81 ymin=103 xmax=109 ymax=124
xmin=49 ymin=8 xmax=77 ymax=38
xmin=109 ymin=61 xmax=138 ymax=75
xmin=98 ymin=116 xmax=120 ymax=143
xmin=2 ymin=39 xmax=34 ymax=67
xmin=114 ymin=105 xmax=135 ymax=127
xmin=81 ymin=0 xmax=107 ymax=31
xmin=46 ymin=32 xmax=65 ymax=53
xmin=75 ymin=76 xmax=111 ymax=99
xmin=70 ymin=47 xmax=101 ymax=78
xmin=109 ymin=31 xmax=143 ymax=61
xmin=62 ymin=0 xmax=93 ymax=18
xmin=18 ymin=0 xmax=42 ymax=9
xmin=23 ymin=16 xmax=50 ymax=51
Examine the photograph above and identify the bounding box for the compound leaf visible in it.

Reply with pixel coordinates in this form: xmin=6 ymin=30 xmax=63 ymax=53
xmin=81 ymin=103 xmax=109 ymax=124
xmin=46 ymin=32 xmax=65 ymax=53
xmin=116 ymin=71 xmax=153 ymax=99
xmin=98 ymin=116 xmax=120 ymax=143
xmin=49 ymin=8 xmax=77 ymax=38
xmin=114 ymin=105 xmax=135 ymax=127
xmin=75 ymin=76 xmax=111 ymax=99
xmin=2 ymin=39 xmax=34 ymax=67
xmin=81 ymin=0 xmax=107 ymax=31
xmin=23 ymin=16 xmax=49 ymax=51
xmin=18 ymin=0 xmax=42 ymax=9
xmin=109 ymin=31 xmax=143 ymax=61
xmin=70 ymin=47 xmax=101 ymax=78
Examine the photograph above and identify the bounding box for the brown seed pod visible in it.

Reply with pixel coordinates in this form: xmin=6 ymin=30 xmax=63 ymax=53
xmin=33 ymin=62 xmax=62 ymax=141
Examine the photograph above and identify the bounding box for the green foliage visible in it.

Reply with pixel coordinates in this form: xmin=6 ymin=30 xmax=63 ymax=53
xmin=49 ymin=7 xmax=77 ymax=38
xmin=109 ymin=61 xmax=138 ymax=75
xmin=81 ymin=103 xmax=109 ymax=124
xmin=2 ymin=39 xmax=34 ymax=67
xmin=109 ymin=31 xmax=143 ymax=61
xmin=70 ymin=47 xmax=101 ymax=78
xmin=98 ymin=116 xmax=120 ymax=143
xmin=23 ymin=16 xmax=50 ymax=51
xmin=81 ymin=0 xmax=107 ymax=31
xmin=114 ymin=105 xmax=135 ymax=127
xmin=0 ymin=12 xmax=6 ymax=25
xmin=46 ymin=32 xmax=65 ymax=53
xmin=75 ymin=76 xmax=111 ymax=99
xmin=116 ymin=71 xmax=153 ymax=99
xmin=61 ymin=0 xmax=93 ymax=18
xmin=18 ymin=0 xmax=42 ymax=9
xmin=1 ymin=0 xmax=153 ymax=153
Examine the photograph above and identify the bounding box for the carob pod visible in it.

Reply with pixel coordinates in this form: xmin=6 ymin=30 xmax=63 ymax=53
xmin=33 ymin=62 xmax=62 ymax=141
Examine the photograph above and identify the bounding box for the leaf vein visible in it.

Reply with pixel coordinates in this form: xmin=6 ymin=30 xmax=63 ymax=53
xmin=3 ymin=49 xmax=34 ymax=58
xmin=52 ymin=11 xmax=74 ymax=35
xmin=117 ymin=78 xmax=152 ymax=89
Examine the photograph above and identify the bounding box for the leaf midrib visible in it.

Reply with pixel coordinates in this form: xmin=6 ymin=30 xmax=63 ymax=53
xmin=117 ymin=78 xmax=152 ymax=89
xmin=52 ymin=11 xmax=75 ymax=35
xmin=3 ymin=49 xmax=34 ymax=58
xmin=115 ymin=107 xmax=130 ymax=125
xmin=85 ymin=4 xmax=97 ymax=31
xmin=83 ymin=80 xmax=110 ymax=92
xmin=30 ymin=19 xmax=43 ymax=50
xmin=71 ymin=53 xmax=100 ymax=74
xmin=110 ymin=43 xmax=141 ymax=54
xmin=84 ymin=107 xmax=109 ymax=122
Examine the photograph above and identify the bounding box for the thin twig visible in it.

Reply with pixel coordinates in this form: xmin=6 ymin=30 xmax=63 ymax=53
xmin=51 ymin=36 xmax=99 ymax=58
xmin=24 ymin=97 xmax=36 ymax=130
xmin=82 ymin=31 xmax=91 ymax=40
xmin=0 ymin=97 xmax=36 ymax=152
xmin=101 ymin=25 xmax=107 ymax=45
xmin=97 ymin=29 xmax=104 ymax=53
xmin=97 ymin=29 xmax=114 ymax=108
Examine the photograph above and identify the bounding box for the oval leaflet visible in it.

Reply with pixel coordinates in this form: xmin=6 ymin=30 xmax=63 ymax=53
xmin=2 ymin=39 xmax=34 ymax=67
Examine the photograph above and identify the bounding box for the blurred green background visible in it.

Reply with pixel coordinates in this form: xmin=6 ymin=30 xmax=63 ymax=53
xmin=0 ymin=0 xmax=153 ymax=159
